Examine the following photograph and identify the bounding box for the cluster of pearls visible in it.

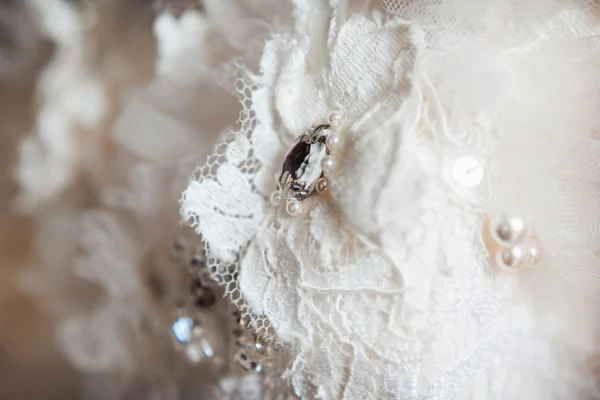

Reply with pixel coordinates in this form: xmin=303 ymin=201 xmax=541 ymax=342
xmin=486 ymin=214 xmax=541 ymax=272
xmin=272 ymin=111 xmax=344 ymax=217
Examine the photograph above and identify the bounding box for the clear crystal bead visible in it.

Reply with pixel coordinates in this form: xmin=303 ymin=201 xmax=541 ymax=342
xmin=278 ymin=124 xmax=331 ymax=200
xmin=172 ymin=316 xmax=195 ymax=343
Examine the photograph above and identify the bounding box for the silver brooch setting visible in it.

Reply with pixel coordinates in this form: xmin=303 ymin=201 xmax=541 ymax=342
xmin=272 ymin=113 xmax=343 ymax=216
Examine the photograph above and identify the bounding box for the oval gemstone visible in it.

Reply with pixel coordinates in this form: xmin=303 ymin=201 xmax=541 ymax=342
xmin=279 ymin=126 xmax=330 ymax=200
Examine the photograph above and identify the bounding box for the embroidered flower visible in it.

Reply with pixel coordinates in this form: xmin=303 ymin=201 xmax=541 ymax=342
xmin=181 ymin=9 xmax=433 ymax=398
xmin=181 ymin=2 xmax=600 ymax=399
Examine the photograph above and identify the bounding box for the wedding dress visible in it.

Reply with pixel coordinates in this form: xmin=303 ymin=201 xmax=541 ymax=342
xmin=16 ymin=0 xmax=600 ymax=399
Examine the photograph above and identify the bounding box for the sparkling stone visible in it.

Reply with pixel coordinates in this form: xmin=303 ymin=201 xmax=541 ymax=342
xmin=184 ymin=343 xmax=203 ymax=363
xmin=279 ymin=126 xmax=330 ymax=200
xmin=200 ymin=339 xmax=215 ymax=358
xmin=235 ymin=351 xmax=263 ymax=372
xmin=183 ymin=339 xmax=214 ymax=363
xmin=173 ymin=316 xmax=194 ymax=343
xmin=253 ymin=336 xmax=266 ymax=353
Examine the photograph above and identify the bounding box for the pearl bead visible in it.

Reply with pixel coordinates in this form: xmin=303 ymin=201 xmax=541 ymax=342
xmin=316 ymin=178 xmax=328 ymax=193
xmin=325 ymin=133 xmax=342 ymax=151
xmin=270 ymin=191 xmax=284 ymax=205
xmin=234 ymin=350 xmax=263 ymax=372
xmin=286 ymin=199 xmax=302 ymax=216
xmin=496 ymin=246 xmax=527 ymax=272
xmin=490 ymin=214 xmax=529 ymax=247
xmin=327 ymin=111 xmax=342 ymax=128
xmin=320 ymin=155 xmax=335 ymax=172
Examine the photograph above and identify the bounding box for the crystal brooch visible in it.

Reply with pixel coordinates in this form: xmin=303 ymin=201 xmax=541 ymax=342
xmin=282 ymin=123 xmax=343 ymax=190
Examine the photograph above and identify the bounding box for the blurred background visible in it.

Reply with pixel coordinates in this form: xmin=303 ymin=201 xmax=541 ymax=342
xmin=0 ymin=0 xmax=158 ymax=397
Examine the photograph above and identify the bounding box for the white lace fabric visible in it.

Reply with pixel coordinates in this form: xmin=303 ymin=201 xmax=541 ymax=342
xmin=182 ymin=1 xmax=600 ymax=399
xmin=11 ymin=0 xmax=600 ymax=399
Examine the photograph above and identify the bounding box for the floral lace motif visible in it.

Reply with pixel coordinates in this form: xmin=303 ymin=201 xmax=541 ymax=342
xmin=182 ymin=3 xmax=600 ymax=399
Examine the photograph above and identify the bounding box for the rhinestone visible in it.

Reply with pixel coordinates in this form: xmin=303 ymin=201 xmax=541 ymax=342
xmin=183 ymin=339 xmax=214 ymax=364
xmin=235 ymin=351 xmax=263 ymax=372
xmin=278 ymin=124 xmax=331 ymax=200
xmin=200 ymin=339 xmax=215 ymax=358
xmin=250 ymin=362 xmax=262 ymax=372
xmin=184 ymin=343 xmax=203 ymax=363
xmin=194 ymin=287 xmax=216 ymax=308
xmin=172 ymin=316 xmax=194 ymax=343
